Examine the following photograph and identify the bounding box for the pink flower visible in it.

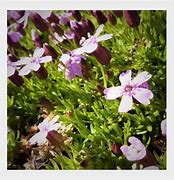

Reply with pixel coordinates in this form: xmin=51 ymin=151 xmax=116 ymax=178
xmin=73 ymin=24 xmax=113 ymax=54
xmin=120 ymin=136 xmax=146 ymax=161
xmin=58 ymin=51 xmax=85 ymax=80
xmin=59 ymin=12 xmax=72 ymax=25
xmin=14 ymin=48 xmax=52 ymax=76
xmin=104 ymin=70 xmax=153 ymax=112
xmin=161 ymin=119 xmax=166 ymax=136
xmin=29 ymin=115 xmax=61 ymax=145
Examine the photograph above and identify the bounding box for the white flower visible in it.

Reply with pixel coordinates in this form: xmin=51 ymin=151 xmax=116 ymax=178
xmin=104 ymin=70 xmax=153 ymax=113
xmin=14 ymin=48 xmax=52 ymax=76
xmin=29 ymin=115 xmax=61 ymax=145
xmin=120 ymin=136 xmax=146 ymax=161
xmin=73 ymin=24 xmax=113 ymax=54
xmin=18 ymin=10 xmax=52 ymax=28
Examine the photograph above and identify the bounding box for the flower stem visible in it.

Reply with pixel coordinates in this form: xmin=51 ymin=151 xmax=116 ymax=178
xmin=98 ymin=63 xmax=107 ymax=88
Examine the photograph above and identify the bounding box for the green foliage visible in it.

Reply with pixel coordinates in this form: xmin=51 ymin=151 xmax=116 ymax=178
xmin=7 ymin=10 xmax=166 ymax=170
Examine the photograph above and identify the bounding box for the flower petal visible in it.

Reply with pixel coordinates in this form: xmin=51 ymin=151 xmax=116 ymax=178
xmin=120 ymin=145 xmax=129 ymax=156
xmin=72 ymin=46 xmax=86 ymax=55
xmin=7 ymin=66 xmax=15 ymax=77
xmin=82 ymin=44 xmax=98 ymax=53
xmin=40 ymin=56 xmax=52 ymax=63
xmin=132 ymin=71 xmax=152 ymax=86
xmin=97 ymin=34 xmax=113 ymax=42
xmin=19 ymin=64 xmax=31 ymax=76
xmin=119 ymin=70 xmax=132 ymax=85
xmin=33 ymin=48 xmax=44 ymax=58
xmin=132 ymin=88 xmax=153 ymax=105
xmin=128 ymin=136 xmax=145 ymax=151
xmin=48 ymin=123 xmax=61 ymax=131
xmin=94 ymin=24 xmax=104 ymax=37
xmin=104 ymin=86 xmax=123 ymax=100
xmin=118 ymin=95 xmax=133 ymax=112
xmin=60 ymin=54 xmax=70 ymax=64
xmin=13 ymin=57 xmax=31 ymax=65
xmin=71 ymin=63 xmax=82 ymax=76
xmin=65 ymin=66 xmax=76 ymax=80
xmin=49 ymin=115 xmax=60 ymax=125
xmin=29 ymin=131 xmax=47 ymax=145
xmin=29 ymin=63 xmax=40 ymax=71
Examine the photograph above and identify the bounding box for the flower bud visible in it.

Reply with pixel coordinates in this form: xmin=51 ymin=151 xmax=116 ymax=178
xmin=124 ymin=10 xmax=140 ymax=27
xmin=111 ymin=144 xmax=121 ymax=155
xmin=46 ymin=130 xmax=64 ymax=148
xmin=40 ymin=96 xmax=54 ymax=109
xmin=47 ymin=12 xmax=60 ymax=24
xmin=51 ymin=23 xmax=64 ymax=36
xmin=69 ymin=10 xmax=82 ymax=21
xmin=90 ymin=44 xmax=111 ymax=65
xmin=138 ymin=149 xmax=156 ymax=167
xmin=113 ymin=10 xmax=123 ymax=17
xmin=96 ymin=84 xmax=104 ymax=93
xmin=8 ymin=70 xmax=24 ymax=86
xmin=81 ymin=19 xmax=95 ymax=35
xmin=30 ymin=12 xmax=49 ymax=32
xmin=80 ymin=159 xmax=88 ymax=168
xmin=35 ymin=66 xmax=48 ymax=79
xmin=16 ymin=24 xmax=26 ymax=36
xmin=92 ymin=10 xmax=107 ymax=24
xmin=8 ymin=54 xmax=18 ymax=62
xmin=81 ymin=59 xmax=91 ymax=79
xmin=43 ymin=43 xmax=58 ymax=59
xmin=107 ymin=13 xmax=117 ymax=25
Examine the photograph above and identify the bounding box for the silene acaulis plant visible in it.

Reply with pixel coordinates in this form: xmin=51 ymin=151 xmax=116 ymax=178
xmin=7 ymin=10 xmax=166 ymax=170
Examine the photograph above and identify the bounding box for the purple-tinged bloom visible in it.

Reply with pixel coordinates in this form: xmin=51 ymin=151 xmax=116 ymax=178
xmin=59 ymin=12 xmax=72 ymax=25
xmin=104 ymin=70 xmax=153 ymax=113
xmin=8 ymin=31 xmax=22 ymax=43
xmin=17 ymin=10 xmax=52 ymax=28
xmin=8 ymin=10 xmax=24 ymax=21
xmin=14 ymin=48 xmax=52 ymax=76
xmin=64 ymin=30 xmax=75 ymax=40
xmin=74 ymin=24 xmax=113 ymax=55
xmin=120 ymin=136 xmax=146 ymax=161
xmin=29 ymin=115 xmax=61 ymax=145
xmin=58 ymin=51 xmax=85 ymax=80
xmin=52 ymin=30 xmax=75 ymax=45
xmin=161 ymin=119 xmax=166 ymax=136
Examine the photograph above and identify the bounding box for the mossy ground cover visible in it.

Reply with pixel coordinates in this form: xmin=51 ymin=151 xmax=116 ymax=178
xmin=7 ymin=10 xmax=166 ymax=170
